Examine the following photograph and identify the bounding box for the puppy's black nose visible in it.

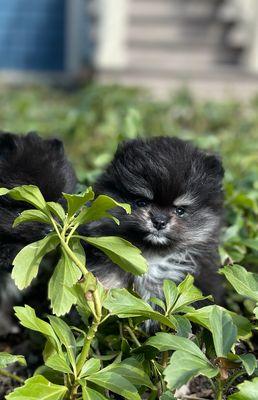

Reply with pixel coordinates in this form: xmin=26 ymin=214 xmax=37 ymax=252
xmin=151 ymin=215 xmax=168 ymax=230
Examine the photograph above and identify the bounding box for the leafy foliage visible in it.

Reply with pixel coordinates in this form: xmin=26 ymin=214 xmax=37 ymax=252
xmin=0 ymin=85 xmax=258 ymax=398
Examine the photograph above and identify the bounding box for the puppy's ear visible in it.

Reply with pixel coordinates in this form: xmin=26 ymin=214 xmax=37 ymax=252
xmin=0 ymin=132 xmax=17 ymax=157
xmin=204 ymin=154 xmax=224 ymax=179
xmin=49 ymin=138 xmax=64 ymax=156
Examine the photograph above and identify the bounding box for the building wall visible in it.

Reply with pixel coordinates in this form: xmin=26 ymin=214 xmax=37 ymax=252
xmin=0 ymin=0 xmax=66 ymax=71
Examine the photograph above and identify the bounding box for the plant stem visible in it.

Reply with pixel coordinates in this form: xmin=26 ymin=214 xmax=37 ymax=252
xmin=216 ymin=379 xmax=224 ymax=400
xmin=66 ymin=223 xmax=80 ymax=244
xmin=0 ymin=368 xmax=24 ymax=384
xmin=50 ymin=216 xmax=103 ymax=381
xmin=50 ymin=216 xmax=88 ymax=276
xmin=124 ymin=325 xmax=141 ymax=347
xmin=76 ymin=289 xmax=102 ymax=374
xmin=161 ymin=351 xmax=169 ymax=368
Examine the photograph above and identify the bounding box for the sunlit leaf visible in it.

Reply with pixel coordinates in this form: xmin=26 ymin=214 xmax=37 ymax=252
xmin=239 ymin=354 xmax=257 ymax=376
xmin=186 ymin=305 xmax=252 ymax=339
xmin=86 ymin=370 xmax=141 ymax=400
xmin=82 ymin=386 xmax=108 ymax=400
xmin=220 ymin=265 xmax=258 ymax=302
xmin=80 ymin=358 xmax=101 ymax=378
xmin=5 ymin=375 xmax=67 ymax=400
xmin=171 ymin=275 xmax=211 ymax=313
xmin=75 ymin=194 xmax=131 ymax=225
xmin=106 ymin=357 xmax=154 ymax=389
xmin=47 ymin=202 xmax=66 ymax=222
xmin=48 ymin=248 xmax=81 ymax=316
xmin=164 ymin=350 xmax=218 ymax=390
xmin=104 ymin=289 xmax=176 ymax=329
xmin=48 ymin=316 xmax=77 ymax=372
xmin=14 ymin=306 xmax=60 ymax=350
xmin=147 ymin=333 xmax=208 ymax=361
xmin=228 ymin=377 xmax=258 ymax=399
xmin=3 ymin=185 xmax=47 ymax=211
xmin=82 ymin=236 xmax=147 ymax=276
xmin=63 ymin=187 xmax=94 ymax=218
xmin=13 ymin=209 xmax=50 ymax=227
xmin=163 ymin=280 xmax=178 ymax=312
xmin=12 ymin=233 xmax=59 ymax=290
xmin=0 ymin=352 xmax=26 ymax=368
xmin=209 ymin=306 xmax=237 ymax=357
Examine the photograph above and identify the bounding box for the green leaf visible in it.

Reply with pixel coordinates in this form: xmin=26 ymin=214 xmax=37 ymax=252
xmin=63 ymin=187 xmax=94 ymax=218
xmin=13 ymin=209 xmax=50 ymax=227
xmin=186 ymin=305 xmax=252 ymax=339
xmin=12 ymin=233 xmax=59 ymax=290
xmin=239 ymin=354 xmax=257 ymax=376
xmin=242 ymin=239 xmax=258 ymax=251
xmin=48 ymin=247 xmax=81 ymax=316
xmin=163 ymin=280 xmax=178 ymax=312
xmin=254 ymin=306 xmax=258 ymax=319
xmin=220 ymin=265 xmax=258 ymax=302
xmin=45 ymin=351 xmax=73 ymax=374
xmin=147 ymin=333 xmax=208 ymax=361
xmin=34 ymin=365 xmax=64 ymax=385
xmin=14 ymin=306 xmax=59 ymax=350
xmin=70 ymin=238 xmax=86 ymax=269
xmin=107 ymin=358 xmax=154 ymax=389
xmin=80 ymin=358 xmax=101 ymax=378
xmin=4 ymin=185 xmax=47 ymax=211
xmin=174 ymin=315 xmax=192 ymax=337
xmin=5 ymin=375 xmax=67 ymax=400
xmin=47 ymin=202 xmax=66 ymax=222
xmin=104 ymin=289 xmax=176 ymax=329
xmin=171 ymin=275 xmax=211 ymax=313
xmin=82 ymin=387 xmax=108 ymax=400
xmin=149 ymin=296 xmax=166 ymax=311
xmin=82 ymin=236 xmax=147 ymax=276
xmin=75 ymin=195 xmax=131 ymax=225
xmin=86 ymin=370 xmax=141 ymax=400
xmin=48 ymin=316 xmax=77 ymax=372
xmin=164 ymin=350 xmax=218 ymax=390
xmin=160 ymin=391 xmax=176 ymax=400
xmin=228 ymin=377 xmax=258 ymax=399
xmin=209 ymin=306 xmax=237 ymax=357
xmin=0 ymin=188 xmax=9 ymax=195
xmin=0 ymin=352 xmax=26 ymax=368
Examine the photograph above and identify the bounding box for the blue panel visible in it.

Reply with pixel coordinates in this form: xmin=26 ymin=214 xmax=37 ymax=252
xmin=0 ymin=0 xmax=66 ymax=71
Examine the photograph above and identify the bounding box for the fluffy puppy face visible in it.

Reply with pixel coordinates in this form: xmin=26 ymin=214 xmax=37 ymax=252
xmin=0 ymin=132 xmax=76 ymax=242
xmin=94 ymin=137 xmax=224 ymax=251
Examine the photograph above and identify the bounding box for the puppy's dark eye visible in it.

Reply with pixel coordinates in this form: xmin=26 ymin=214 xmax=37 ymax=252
xmin=135 ymin=199 xmax=148 ymax=207
xmin=175 ymin=207 xmax=186 ymax=217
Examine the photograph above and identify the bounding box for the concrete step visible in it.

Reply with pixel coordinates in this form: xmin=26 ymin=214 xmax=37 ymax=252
xmin=128 ymin=22 xmax=223 ymax=46
xmin=129 ymin=0 xmax=221 ymax=20
xmin=129 ymin=45 xmax=236 ymax=71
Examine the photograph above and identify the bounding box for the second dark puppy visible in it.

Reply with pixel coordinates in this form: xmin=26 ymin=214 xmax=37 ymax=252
xmin=0 ymin=132 xmax=76 ymax=334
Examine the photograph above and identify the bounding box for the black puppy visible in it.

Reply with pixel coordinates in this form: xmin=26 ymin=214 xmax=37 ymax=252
xmin=0 ymin=132 xmax=76 ymax=334
xmin=81 ymin=137 xmax=224 ymax=304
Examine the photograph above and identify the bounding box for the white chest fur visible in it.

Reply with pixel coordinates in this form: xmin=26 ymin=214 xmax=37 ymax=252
xmin=134 ymin=250 xmax=198 ymax=300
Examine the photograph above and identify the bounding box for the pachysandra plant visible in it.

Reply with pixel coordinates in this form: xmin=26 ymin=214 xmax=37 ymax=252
xmin=0 ymin=185 xmax=258 ymax=399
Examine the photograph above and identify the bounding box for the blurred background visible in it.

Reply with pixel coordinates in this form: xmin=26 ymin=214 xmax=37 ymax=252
xmin=0 ymin=0 xmax=257 ymax=307
xmin=1 ymin=0 xmax=258 ymax=96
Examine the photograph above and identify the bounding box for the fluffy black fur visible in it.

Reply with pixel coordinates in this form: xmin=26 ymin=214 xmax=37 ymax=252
xmin=0 ymin=132 xmax=76 ymax=334
xmin=81 ymin=137 xmax=225 ymax=304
